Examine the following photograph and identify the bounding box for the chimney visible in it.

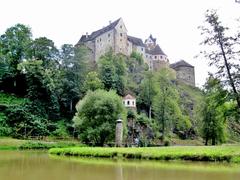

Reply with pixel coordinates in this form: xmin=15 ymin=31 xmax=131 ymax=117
xmin=109 ymin=20 xmax=112 ymax=24
xmin=86 ymin=32 xmax=88 ymax=38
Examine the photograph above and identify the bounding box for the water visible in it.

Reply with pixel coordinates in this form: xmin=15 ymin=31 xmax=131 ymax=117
xmin=0 ymin=151 xmax=240 ymax=180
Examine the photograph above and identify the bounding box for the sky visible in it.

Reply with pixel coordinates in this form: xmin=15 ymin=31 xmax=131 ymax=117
xmin=0 ymin=0 xmax=239 ymax=87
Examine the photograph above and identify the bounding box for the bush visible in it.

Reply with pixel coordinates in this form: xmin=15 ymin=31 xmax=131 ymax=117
xmin=73 ymin=89 xmax=126 ymax=146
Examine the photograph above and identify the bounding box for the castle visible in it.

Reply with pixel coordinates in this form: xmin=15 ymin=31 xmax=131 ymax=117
xmin=77 ymin=18 xmax=195 ymax=86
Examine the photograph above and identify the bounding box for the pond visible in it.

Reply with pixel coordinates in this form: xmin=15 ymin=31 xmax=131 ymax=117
xmin=0 ymin=151 xmax=240 ymax=180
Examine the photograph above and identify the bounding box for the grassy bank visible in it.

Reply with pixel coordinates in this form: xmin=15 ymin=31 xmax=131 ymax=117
xmin=0 ymin=137 xmax=85 ymax=150
xmin=49 ymin=145 xmax=240 ymax=163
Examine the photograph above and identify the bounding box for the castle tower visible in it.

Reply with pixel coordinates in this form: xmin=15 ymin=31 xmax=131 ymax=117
xmin=170 ymin=60 xmax=195 ymax=86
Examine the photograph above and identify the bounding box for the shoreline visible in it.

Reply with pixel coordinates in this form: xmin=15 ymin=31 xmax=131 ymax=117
xmin=49 ymin=146 xmax=240 ymax=163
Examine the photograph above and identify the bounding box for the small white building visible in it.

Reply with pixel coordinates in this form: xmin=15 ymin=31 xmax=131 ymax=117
xmin=122 ymin=94 xmax=136 ymax=108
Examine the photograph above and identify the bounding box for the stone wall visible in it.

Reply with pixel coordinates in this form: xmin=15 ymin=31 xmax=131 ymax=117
xmin=94 ymin=29 xmax=115 ymax=61
xmin=175 ymin=66 xmax=195 ymax=86
xmin=114 ymin=19 xmax=128 ymax=56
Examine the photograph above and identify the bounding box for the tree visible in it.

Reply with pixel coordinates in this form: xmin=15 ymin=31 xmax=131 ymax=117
xmin=153 ymin=68 xmax=187 ymax=141
xmin=83 ymin=71 xmax=103 ymax=91
xmin=98 ymin=51 xmax=127 ymax=96
xmin=202 ymin=77 xmax=228 ymax=145
xmin=0 ymin=24 xmax=32 ymax=93
xmin=59 ymin=45 xmax=91 ymax=115
xmin=18 ymin=59 xmax=61 ymax=120
xmin=28 ymin=37 xmax=58 ymax=67
xmin=199 ymin=10 xmax=240 ymax=110
xmin=139 ymin=71 xmax=157 ymax=120
xmin=73 ymin=90 xmax=126 ymax=146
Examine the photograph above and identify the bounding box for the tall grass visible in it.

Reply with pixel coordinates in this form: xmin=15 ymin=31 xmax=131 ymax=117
xmin=49 ymin=145 xmax=240 ymax=163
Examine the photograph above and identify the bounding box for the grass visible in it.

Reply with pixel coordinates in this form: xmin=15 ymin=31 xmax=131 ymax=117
xmin=0 ymin=137 xmax=26 ymax=150
xmin=19 ymin=140 xmax=86 ymax=150
xmin=49 ymin=145 xmax=240 ymax=163
xmin=0 ymin=137 xmax=85 ymax=150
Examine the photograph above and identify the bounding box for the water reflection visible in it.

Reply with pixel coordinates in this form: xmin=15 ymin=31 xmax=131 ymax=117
xmin=0 ymin=151 xmax=240 ymax=180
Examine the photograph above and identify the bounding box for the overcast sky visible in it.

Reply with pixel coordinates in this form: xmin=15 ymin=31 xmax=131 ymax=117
xmin=0 ymin=0 xmax=239 ymax=87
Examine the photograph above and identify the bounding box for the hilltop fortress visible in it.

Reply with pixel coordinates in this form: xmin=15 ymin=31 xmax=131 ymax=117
xmin=77 ymin=18 xmax=195 ymax=86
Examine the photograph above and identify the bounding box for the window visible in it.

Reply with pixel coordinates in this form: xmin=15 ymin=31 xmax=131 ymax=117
xmin=120 ymin=33 xmax=123 ymax=37
xmin=132 ymin=101 xmax=135 ymax=106
xmin=127 ymin=101 xmax=130 ymax=105
xmin=146 ymin=55 xmax=148 ymax=58
xmin=120 ymin=48 xmax=122 ymax=51
xmin=120 ymin=25 xmax=122 ymax=28
xmin=141 ymin=48 xmax=144 ymax=51
xmin=120 ymin=39 xmax=122 ymax=42
xmin=155 ymin=56 xmax=157 ymax=59
xmin=160 ymin=56 xmax=162 ymax=59
xmin=99 ymin=38 xmax=101 ymax=42
xmin=108 ymin=33 xmax=110 ymax=38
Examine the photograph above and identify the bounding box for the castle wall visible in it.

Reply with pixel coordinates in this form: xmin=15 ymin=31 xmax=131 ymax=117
xmin=127 ymin=41 xmax=133 ymax=56
xmin=114 ymin=19 xmax=128 ymax=56
xmin=175 ymin=66 xmax=195 ymax=86
xmin=94 ymin=29 xmax=115 ymax=61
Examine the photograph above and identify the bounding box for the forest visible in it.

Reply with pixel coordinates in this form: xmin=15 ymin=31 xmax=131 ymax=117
xmin=0 ymin=10 xmax=239 ymax=146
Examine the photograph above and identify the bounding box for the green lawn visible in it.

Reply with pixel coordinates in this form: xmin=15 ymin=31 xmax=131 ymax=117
xmin=49 ymin=145 xmax=240 ymax=163
xmin=0 ymin=137 xmax=26 ymax=150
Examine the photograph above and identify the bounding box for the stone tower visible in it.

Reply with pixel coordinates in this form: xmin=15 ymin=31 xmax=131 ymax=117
xmin=170 ymin=60 xmax=195 ymax=86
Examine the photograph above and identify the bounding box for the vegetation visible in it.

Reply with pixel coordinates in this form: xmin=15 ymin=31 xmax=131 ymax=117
xmin=0 ymin=10 xmax=239 ymax=147
xmin=49 ymin=145 xmax=240 ymax=163
xmin=73 ymin=90 xmax=126 ymax=146
xmin=0 ymin=137 xmax=84 ymax=150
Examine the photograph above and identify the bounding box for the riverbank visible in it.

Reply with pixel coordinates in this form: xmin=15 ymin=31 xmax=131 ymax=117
xmin=0 ymin=137 xmax=84 ymax=150
xmin=49 ymin=145 xmax=240 ymax=163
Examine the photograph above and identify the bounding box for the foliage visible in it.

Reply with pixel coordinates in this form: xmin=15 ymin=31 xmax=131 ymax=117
xmin=0 ymin=92 xmax=27 ymax=106
xmin=0 ymin=113 xmax=11 ymax=136
xmin=138 ymin=71 xmax=157 ymax=119
xmin=83 ymin=71 xmax=104 ymax=92
xmin=49 ymin=145 xmax=240 ymax=163
xmin=73 ymin=89 xmax=126 ymax=146
xmin=98 ymin=51 xmax=127 ymax=96
xmin=153 ymin=68 xmax=187 ymax=140
xmin=199 ymin=9 xmax=240 ymax=109
xmin=0 ymin=24 xmax=32 ymax=94
xmin=59 ymin=45 xmax=92 ymax=115
xmin=130 ymin=51 xmax=144 ymax=65
xmin=177 ymin=82 xmax=205 ymax=137
xmin=51 ymin=120 xmax=69 ymax=138
xmin=5 ymin=103 xmax=49 ymax=138
xmin=202 ymin=77 xmax=228 ymax=145
xmin=27 ymin=37 xmax=59 ymax=67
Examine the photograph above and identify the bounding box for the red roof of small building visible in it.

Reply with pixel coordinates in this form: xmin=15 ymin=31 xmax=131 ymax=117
xmin=123 ymin=94 xmax=135 ymax=100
